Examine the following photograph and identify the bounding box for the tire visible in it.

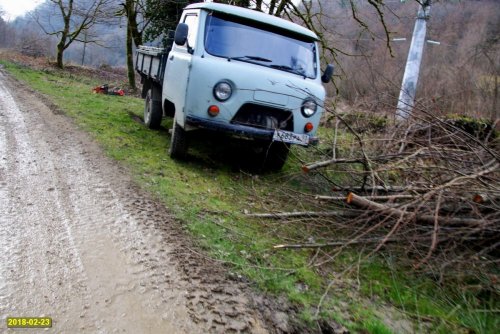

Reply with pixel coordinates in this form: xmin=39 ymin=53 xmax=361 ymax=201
xmin=261 ymin=141 xmax=290 ymax=171
xmin=169 ymin=121 xmax=189 ymax=159
xmin=144 ymin=89 xmax=162 ymax=129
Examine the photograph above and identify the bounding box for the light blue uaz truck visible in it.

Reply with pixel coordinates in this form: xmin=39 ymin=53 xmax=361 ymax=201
xmin=136 ymin=2 xmax=333 ymax=170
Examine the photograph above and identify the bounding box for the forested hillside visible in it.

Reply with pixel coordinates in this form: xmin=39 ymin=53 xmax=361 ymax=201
xmin=327 ymin=0 xmax=499 ymax=119
xmin=0 ymin=0 xmax=126 ymax=67
xmin=1 ymin=0 xmax=497 ymax=118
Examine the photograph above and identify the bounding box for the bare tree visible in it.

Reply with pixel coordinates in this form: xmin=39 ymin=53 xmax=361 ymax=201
xmin=118 ymin=0 xmax=150 ymax=89
xmin=472 ymin=21 xmax=500 ymax=122
xmin=0 ymin=8 xmax=6 ymax=47
xmin=35 ymin=0 xmax=114 ymax=68
xmin=16 ymin=29 xmax=53 ymax=58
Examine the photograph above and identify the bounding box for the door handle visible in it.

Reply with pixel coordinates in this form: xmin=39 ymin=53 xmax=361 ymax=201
xmin=169 ymin=55 xmax=174 ymax=61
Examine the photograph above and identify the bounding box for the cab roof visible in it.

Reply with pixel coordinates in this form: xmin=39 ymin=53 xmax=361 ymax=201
xmin=185 ymin=2 xmax=319 ymax=41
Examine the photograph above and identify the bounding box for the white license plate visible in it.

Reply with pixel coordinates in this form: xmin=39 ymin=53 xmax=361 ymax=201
xmin=273 ymin=130 xmax=309 ymax=146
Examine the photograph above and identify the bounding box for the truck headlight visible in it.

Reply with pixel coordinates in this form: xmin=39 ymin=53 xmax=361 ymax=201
xmin=301 ymin=99 xmax=317 ymax=117
xmin=213 ymin=81 xmax=232 ymax=101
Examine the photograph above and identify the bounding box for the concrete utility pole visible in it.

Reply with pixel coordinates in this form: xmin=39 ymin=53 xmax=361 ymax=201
xmin=396 ymin=0 xmax=431 ymax=121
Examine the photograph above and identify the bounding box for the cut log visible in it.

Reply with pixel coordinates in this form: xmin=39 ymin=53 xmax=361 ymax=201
xmin=472 ymin=193 xmax=498 ymax=204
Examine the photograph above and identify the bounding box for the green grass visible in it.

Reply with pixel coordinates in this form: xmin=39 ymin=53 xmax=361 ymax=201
xmin=2 ymin=60 xmax=497 ymax=333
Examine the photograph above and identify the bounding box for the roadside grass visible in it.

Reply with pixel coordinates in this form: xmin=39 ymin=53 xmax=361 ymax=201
xmin=2 ymin=60 xmax=497 ymax=333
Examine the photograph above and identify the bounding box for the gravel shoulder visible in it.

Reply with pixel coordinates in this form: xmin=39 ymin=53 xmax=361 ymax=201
xmin=0 ymin=71 xmax=295 ymax=333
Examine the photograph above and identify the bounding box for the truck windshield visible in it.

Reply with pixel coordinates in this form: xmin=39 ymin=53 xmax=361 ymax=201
xmin=204 ymin=14 xmax=317 ymax=79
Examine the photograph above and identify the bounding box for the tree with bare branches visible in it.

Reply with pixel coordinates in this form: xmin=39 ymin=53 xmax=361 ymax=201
xmin=0 ymin=8 xmax=6 ymax=47
xmin=117 ymin=0 xmax=150 ymax=89
xmin=35 ymin=0 xmax=114 ymax=68
xmin=472 ymin=20 xmax=500 ymax=122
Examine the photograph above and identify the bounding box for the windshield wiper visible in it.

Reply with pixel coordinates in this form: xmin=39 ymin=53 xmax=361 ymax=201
xmin=229 ymin=55 xmax=272 ymax=63
xmin=270 ymin=64 xmax=306 ymax=77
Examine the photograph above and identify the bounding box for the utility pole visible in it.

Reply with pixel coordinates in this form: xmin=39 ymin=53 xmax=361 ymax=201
xmin=396 ymin=0 xmax=431 ymax=121
xmin=81 ymin=30 xmax=88 ymax=66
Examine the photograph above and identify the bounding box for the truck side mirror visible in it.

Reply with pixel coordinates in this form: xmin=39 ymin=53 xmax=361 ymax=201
xmin=174 ymin=23 xmax=189 ymax=46
xmin=321 ymin=64 xmax=334 ymax=83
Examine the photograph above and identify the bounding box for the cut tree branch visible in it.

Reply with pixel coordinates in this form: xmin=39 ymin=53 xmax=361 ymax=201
xmin=245 ymin=210 xmax=363 ymax=219
xmin=346 ymin=192 xmax=486 ymax=226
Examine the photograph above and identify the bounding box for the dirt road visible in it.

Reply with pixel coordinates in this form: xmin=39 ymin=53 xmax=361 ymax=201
xmin=0 ymin=71 xmax=292 ymax=333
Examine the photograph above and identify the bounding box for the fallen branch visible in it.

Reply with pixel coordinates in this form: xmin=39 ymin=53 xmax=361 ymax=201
xmin=316 ymin=194 xmax=415 ymax=201
xmin=346 ymin=192 xmax=485 ymax=226
xmin=415 ymin=190 xmax=443 ymax=269
xmin=245 ymin=210 xmax=362 ymax=219
xmin=331 ymin=185 xmax=431 ymax=193
xmin=419 ymin=160 xmax=500 ymax=202
xmin=302 ymin=157 xmax=365 ymax=172
xmin=273 ymin=238 xmax=400 ymax=249
xmin=302 ymin=151 xmax=435 ymax=173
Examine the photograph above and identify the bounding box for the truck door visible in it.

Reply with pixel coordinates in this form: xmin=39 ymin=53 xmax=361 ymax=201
xmin=163 ymin=11 xmax=200 ymax=127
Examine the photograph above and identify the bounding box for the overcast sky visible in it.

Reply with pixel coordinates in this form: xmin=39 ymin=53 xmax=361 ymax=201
xmin=0 ymin=0 xmax=43 ymax=20
xmin=0 ymin=0 xmax=304 ymax=21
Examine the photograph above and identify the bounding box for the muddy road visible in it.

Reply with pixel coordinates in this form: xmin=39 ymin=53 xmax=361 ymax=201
xmin=0 ymin=72 xmax=293 ymax=333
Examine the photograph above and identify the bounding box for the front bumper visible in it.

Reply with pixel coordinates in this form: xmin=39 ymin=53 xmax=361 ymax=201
xmin=185 ymin=115 xmax=318 ymax=145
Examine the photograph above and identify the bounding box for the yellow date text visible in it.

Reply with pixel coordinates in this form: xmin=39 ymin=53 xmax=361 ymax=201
xmin=7 ymin=317 xmax=52 ymax=328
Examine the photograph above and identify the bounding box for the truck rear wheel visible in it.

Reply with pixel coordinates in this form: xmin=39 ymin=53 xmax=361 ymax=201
xmin=169 ymin=121 xmax=188 ymax=159
xmin=144 ymin=89 xmax=162 ymax=129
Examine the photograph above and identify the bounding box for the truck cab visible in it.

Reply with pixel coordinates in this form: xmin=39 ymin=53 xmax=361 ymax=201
xmin=137 ymin=3 xmax=332 ymax=170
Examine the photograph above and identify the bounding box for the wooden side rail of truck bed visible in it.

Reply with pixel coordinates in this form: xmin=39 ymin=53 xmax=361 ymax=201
xmin=135 ymin=46 xmax=169 ymax=85
xmin=135 ymin=31 xmax=175 ymax=85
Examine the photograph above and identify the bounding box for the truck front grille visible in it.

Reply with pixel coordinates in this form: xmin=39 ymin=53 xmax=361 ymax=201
xmin=231 ymin=104 xmax=293 ymax=131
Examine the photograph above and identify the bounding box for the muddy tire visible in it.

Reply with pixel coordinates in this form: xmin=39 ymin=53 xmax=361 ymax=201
xmin=260 ymin=141 xmax=290 ymax=171
xmin=144 ymin=89 xmax=162 ymax=129
xmin=169 ymin=121 xmax=188 ymax=159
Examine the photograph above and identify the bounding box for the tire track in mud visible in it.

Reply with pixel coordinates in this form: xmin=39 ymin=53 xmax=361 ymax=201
xmin=0 ymin=71 xmax=297 ymax=333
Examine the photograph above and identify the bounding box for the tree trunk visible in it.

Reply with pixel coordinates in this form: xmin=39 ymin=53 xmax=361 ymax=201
xmin=493 ymin=71 xmax=498 ymax=122
xmin=55 ymin=0 xmax=72 ymax=69
xmin=56 ymin=41 xmax=65 ymax=69
xmin=274 ymin=0 xmax=288 ymax=17
xmin=125 ymin=0 xmax=142 ymax=47
xmin=255 ymin=0 xmax=263 ymax=11
xmin=126 ymin=24 xmax=136 ymax=90
xmin=269 ymin=0 xmax=277 ymax=15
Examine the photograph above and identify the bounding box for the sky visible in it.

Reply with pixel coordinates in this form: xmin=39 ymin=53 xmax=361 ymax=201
xmin=0 ymin=0 xmax=43 ymax=21
xmin=0 ymin=0 xmax=304 ymax=20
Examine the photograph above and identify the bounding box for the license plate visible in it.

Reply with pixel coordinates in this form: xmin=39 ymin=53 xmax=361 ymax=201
xmin=273 ymin=130 xmax=309 ymax=146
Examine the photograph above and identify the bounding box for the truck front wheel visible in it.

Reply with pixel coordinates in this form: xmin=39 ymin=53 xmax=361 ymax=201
xmin=144 ymin=89 xmax=162 ymax=129
xmin=169 ymin=121 xmax=188 ymax=159
xmin=257 ymin=141 xmax=290 ymax=171
xmin=266 ymin=142 xmax=290 ymax=170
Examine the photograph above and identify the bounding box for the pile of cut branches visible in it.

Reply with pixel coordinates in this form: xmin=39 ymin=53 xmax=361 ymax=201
xmin=248 ymin=106 xmax=499 ymax=286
